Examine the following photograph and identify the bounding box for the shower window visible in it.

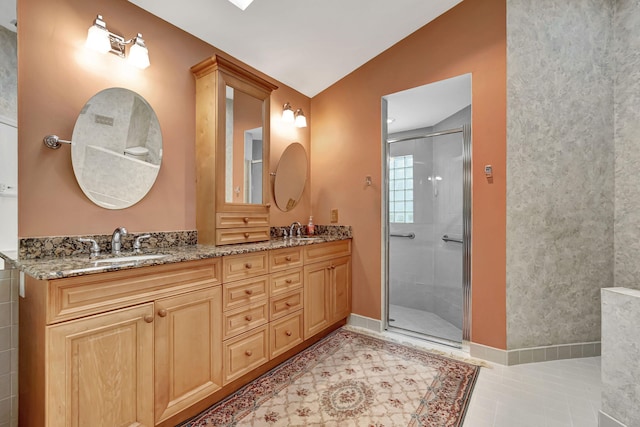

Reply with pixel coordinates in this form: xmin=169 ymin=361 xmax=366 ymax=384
xmin=389 ymin=155 xmax=414 ymax=223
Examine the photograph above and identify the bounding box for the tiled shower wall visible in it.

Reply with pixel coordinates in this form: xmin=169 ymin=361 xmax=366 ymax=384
xmin=613 ymin=0 xmax=640 ymax=291
xmin=0 ymin=269 xmax=18 ymax=427
xmin=506 ymin=0 xmax=615 ymax=349
xmin=388 ymin=106 xmax=470 ymax=329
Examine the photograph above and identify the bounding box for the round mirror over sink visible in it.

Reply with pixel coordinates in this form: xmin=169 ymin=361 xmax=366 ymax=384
xmin=71 ymin=87 xmax=162 ymax=209
xmin=273 ymin=142 xmax=308 ymax=211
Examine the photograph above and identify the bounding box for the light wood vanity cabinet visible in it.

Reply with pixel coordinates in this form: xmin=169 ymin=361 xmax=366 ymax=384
xmin=303 ymin=240 xmax=352 ymax=339
xmin=20 ymin=259 xmax=223 ymax=427
xmin=19 ymin=240 xmax=350 ymax=427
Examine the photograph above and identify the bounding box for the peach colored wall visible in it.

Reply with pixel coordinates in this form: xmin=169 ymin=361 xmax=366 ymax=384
xmin=310 ymin=0 xmax=507 ymax=349
xmin=17 ymin=0 xmax=311 ymax=238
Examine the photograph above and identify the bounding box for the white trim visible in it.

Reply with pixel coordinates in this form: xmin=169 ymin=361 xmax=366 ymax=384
xmin=347 ymin=313 xmax=383 ymax=333
xmin=470 ymin=341 xmax=601 ymax=366
xmin=0 ymin=114 xmax=17 ymax=128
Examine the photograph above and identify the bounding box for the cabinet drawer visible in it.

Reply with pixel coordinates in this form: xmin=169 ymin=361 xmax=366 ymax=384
xmin=223 ymin=325 xmax=269 ymax=384
xmin=216 ymin=227 xmax=270 ymax=245
xmin=303 ymin=240 xmax=352 ymax=264
xmin=47 ymin=258 xmax=221 ymax=324
xmin=223 ymin=252 xmax=269 ymax=282
xmin=270 ymin=268 xmax=303 ymax=297
xmin=222 ymin=275 xmax=269 ymax=311
xmin=223 ymin=300 xmax=269 ymax=339
xmin=269 ymin=247 xmax=303 ymax=273
xmin=216 ymin=212 xmax=269 ymax=229
xmin=270 ymin=288 xmax=303 ymax=320
xmin=270 ymin=311 xmax=303 ymax=359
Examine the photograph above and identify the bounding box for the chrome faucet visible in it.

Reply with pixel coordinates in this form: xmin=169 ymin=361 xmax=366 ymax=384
xmin=289 ymin=221 xmax=302 ymax=238
xmin=111 ymin=227 xmax=128 ymax=255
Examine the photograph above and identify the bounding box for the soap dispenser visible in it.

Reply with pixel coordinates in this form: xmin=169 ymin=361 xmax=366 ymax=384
xmin=307 ymin=216 xmax=315 ymax=235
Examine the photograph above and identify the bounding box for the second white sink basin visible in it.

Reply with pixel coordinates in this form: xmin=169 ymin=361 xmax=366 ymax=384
xmin=93 ymin=254 xmax=168 ymax=264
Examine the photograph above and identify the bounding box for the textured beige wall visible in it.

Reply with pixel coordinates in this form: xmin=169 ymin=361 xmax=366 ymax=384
xmin=614 ymin=0 xmax=640 ymax=291
xmin=506 ymin=0 xmax=615 ymax=349
xmin=0 ymin=26 xmax=17 ymax=121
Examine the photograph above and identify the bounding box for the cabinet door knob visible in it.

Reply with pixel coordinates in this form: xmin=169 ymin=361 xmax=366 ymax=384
xmin=157 ymin=309 xmax=168 ymax=317
xmin=245 ymin=350 xmax=253 ymax=357
xmin=245 ymin=315 xmax=253 ymax=321
xmin=285 ymin=256 xmax=292 ymax=261
xmin=245 ymin=263 xmax=252 ymax=269
xmin=285 ymin=302 xmax=291 ymax=307
xmin=266 ymin=203 xmax=271 ymax=208
xmin=285 ymin=330 xmax=292 ymax=336
xmin=243 ymin=217 xmax=250 ymax=223
xmin=285 ymin=279 xmax=293 ymax=284
xmin=245 ymin=289 xmax=253 ymax=295
xmin=244 ymin=232 xmax=250 ymax=238
xmin=143 ymin=315 xmax=154 ymax=323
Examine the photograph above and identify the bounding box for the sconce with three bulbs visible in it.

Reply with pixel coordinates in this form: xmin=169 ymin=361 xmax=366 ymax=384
xmin=85 ymin=14 xmax=150 ymax=69
xmin=282 ymin=102 xmax=307 ymax=128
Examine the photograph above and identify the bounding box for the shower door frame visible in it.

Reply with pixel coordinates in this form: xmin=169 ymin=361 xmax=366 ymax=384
xmin=381 ymin=98 xmax=471 ymax=348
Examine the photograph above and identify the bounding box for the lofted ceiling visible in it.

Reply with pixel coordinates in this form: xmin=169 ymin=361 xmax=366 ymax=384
xmin=129 ymin=0 xmax=463 ymax=97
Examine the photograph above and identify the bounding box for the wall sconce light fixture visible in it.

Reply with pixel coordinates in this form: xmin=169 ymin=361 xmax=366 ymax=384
xmin=294 ymin=109 xmax=307 ymax=128
xmin=85 ymin=14 xmax=150 ymax=69
xmin=282 ymin=102 xmax=295 ymax=124
xmin=282 ymin=102 xmax=307 ymax=128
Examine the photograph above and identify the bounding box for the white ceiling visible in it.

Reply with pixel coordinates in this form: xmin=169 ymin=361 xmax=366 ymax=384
xmin=129 ymin=0 xmax=463 ymax=97
xmin=385 ymin=74 xmax=471 ymax=133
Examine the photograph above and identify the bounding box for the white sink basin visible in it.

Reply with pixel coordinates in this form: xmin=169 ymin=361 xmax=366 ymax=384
xmin=93 ymin=254 xmax=168 ymax=264
xmin=291 ymin=237 xmax=325 ymax=243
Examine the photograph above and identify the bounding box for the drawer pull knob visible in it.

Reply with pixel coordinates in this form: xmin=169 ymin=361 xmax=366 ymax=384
xmin=285 ymin=330 xmax=292 ymax=336
xmin=285 ymin=256 xmax=292 ymax=261
xmin=244 ymin=232 xmax=250 ymax=238
xmin=245 ymin=289 xmax=254 ymax=295
xmin=157 ymin=309 xmax=168 ymax=318
xmin=285 ymin=302 xmax=292 ymax=307
xmin=245 ymin=350 xmax=253 ymax=357
xmin=285 ymin=279 xmax=293 ymax=284
xmin=245 ymin=315 xmax=253 ymax=321
xmin=245 ymin=263 xmax=252 ymax=269
xmin=143 ymin=315 xmax=154 ymax=323
xmin=243 ymin=217 xmax=250 ymax=223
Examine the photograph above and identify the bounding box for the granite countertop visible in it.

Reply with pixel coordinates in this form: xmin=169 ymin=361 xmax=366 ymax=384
xmin=0 ymin=236 xmax=350 ymax=281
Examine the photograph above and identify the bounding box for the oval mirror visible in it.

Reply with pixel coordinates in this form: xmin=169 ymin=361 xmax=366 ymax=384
xmin=71 ymin=88 xmax=162 ymax=209
xmin=274 ymin=143 xmax=308 ymax=211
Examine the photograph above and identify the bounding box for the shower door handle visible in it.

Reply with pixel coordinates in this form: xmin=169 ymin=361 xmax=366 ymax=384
xmin=442 ymin=234 xmax=463 ymax=244
xmin=390 ymin=233 xmax=415 ymax=239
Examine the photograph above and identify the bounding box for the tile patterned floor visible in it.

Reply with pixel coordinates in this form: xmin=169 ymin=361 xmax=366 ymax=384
xmin=463 ymin=357 xmax=601 ymax=427
xmin=376 ymin=330 xmax=602 ymax=427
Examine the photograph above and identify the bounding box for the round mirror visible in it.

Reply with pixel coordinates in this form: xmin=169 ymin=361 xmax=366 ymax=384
xmin=274 ymin=143 xmax=308 ymax=211
xmin=71 ymin=88 xmax=162 ymax=209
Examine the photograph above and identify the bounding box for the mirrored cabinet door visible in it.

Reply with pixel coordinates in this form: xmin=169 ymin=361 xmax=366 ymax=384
xmin=191 ymin=55 xmax=277 ymax=245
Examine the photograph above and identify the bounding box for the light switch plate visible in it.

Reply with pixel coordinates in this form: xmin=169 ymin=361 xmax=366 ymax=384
xmin=330 ymin=209 xmax=339 ymax=223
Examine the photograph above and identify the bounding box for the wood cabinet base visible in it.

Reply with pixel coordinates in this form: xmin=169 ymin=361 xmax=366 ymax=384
xmin=156 ymin=319 xmax=345 ymax=427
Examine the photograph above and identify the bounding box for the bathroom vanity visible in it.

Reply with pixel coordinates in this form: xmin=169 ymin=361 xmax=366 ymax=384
xmin=16 ymin=237 xmax=351 ymax=427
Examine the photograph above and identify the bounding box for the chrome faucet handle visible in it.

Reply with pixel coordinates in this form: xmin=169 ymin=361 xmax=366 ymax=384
xmin=78 ymin=238 xmax=100 ymax=257
xmin=133 ymin=234 xmax=151 ymax=253
xmin=282 ymin=228 xmax=289 ymax=238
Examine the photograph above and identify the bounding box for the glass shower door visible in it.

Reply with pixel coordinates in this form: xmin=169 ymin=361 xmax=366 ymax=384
xmin=386 ymin=127 xmax=467 ymax=346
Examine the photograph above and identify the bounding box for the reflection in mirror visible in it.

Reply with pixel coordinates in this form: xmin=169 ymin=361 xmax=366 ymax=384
xmin=274 ymin=143 xmax=308 ymax=211
xmin=71 ymin=88 xmax=162 ymax=209
xmin=225 ymin=85 xmax=264 ymax=204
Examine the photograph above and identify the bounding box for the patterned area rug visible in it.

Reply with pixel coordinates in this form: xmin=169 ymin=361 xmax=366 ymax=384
xmin=183 ymin=328 xmax=479 ymax=426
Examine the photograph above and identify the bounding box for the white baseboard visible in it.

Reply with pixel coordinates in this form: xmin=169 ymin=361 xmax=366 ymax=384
xmin=347 ymin=313 xmax=383 ymax=333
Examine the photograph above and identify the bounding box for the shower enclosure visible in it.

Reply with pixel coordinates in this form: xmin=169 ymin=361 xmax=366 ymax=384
xmin=382 ymin=75 xmax=471 ymax=347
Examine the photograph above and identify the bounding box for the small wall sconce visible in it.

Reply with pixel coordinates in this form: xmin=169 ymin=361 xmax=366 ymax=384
xmin=282 ymin=102 xmax=295 ymax=124
xmin=281 ymin=102 xmax=307 ymax=128
xmin=294 ymin=109 xmax=307 ymax=128
xmin=85 ymin=14 xmax=150 ymax=69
